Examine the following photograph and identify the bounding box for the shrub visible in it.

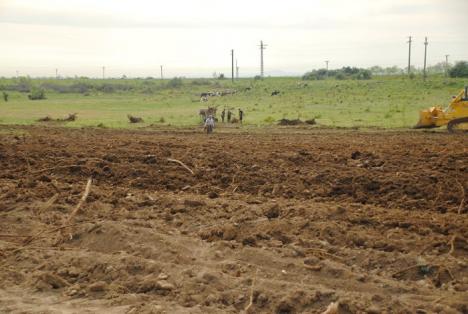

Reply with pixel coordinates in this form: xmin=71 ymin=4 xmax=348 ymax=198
xmin=166 ymin=77 xmax=183 ymax=88
xmin=28 ymin=87 xmax=46 ymax=100
xmin=449 ymin=61 xmax=468 ymax=78
xmin=2 ymin=91 xmax=8 ymax=102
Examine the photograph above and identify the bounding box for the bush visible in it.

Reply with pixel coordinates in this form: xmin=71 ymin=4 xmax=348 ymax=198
xmin=449 ymin=61 xmax=468 ymax=78
xmin=166 ymin=77 xmax=183 ymax=88
xmin=2 ymin=91 xmax=8 ymax=102
xmin=28 ymin=87 xmax=46 ymax=100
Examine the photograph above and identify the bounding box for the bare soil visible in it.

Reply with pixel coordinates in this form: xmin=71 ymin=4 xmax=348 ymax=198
xmin=0 ymin=126 xmax=467 ymax=314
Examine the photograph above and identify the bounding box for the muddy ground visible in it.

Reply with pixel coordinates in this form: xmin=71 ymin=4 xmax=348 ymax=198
xmin=0 ymin=126 xmax=467 ymax=314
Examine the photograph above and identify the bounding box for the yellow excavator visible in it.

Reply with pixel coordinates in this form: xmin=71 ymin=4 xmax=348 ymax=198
xmin=415 ymin=86 xmax=468 ymax=133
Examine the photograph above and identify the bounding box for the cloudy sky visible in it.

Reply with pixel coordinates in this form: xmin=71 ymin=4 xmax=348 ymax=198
xmin=0 ymin=0 xmax=467 ymax=77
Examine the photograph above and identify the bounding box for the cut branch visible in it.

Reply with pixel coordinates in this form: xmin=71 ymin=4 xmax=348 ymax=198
xmin=65 ymin=178 xmax=92 ymax=226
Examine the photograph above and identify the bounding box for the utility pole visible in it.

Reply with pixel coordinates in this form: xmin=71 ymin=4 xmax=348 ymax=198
xmin=55 ymin=68 xmax=58 ymax=79
xmin=407 ymin=36 xmax=412 ymax=75
xmin=16 ymin=70 xmax=19 ymax=78
xmin=423 ymin=37 xmax=428 ymax=80
xmin=445 ymin=55 xmax=450 ymax=77
xmin=231 ymin=49 xmax=234 ymax=83
xmin=259 ymin=40 xmax=267 ymax=78
xmin=325 ymin=60 xmax=329 ymax=78
xmin=102 ymin=66 xmax=106 ymax=79
xmin=236 ymin=59 xmax=239 ymax=79
xmin=160 ymin=65 xmax=163 ymax=80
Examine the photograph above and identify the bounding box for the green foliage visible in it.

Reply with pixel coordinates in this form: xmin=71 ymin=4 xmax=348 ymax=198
xmin=166 ymin=77 xmax=183 ymax=88
xmin=0 ymin=75 xmax=465 ymax=129
xmin=449 ymin=61 xmax=468 ymax=78
xmin=2 ymin=91 xmax=8 ymax=102
xmin=28 ymin=87 xmax=46 ymax=100
xmin=303 ymin=67 xmax=372 ymax=80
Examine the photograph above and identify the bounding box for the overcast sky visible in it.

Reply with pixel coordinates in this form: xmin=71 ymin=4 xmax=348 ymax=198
xmin=1 ymin=0 xmax=467 ymax=78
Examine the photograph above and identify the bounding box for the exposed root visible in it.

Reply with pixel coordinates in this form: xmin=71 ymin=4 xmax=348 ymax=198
xmin=167 ymin=158 xmax=194 ymax=175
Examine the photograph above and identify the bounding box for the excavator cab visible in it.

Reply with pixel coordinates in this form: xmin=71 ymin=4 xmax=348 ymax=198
xmin=415 ymin=86 xmax=468 ymax=132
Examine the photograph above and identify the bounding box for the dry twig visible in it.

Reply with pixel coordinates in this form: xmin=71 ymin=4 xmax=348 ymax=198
xmin=37 ymin=193 xmax=59 ymax=214
xmin=167 ymin=158 xmax=194 ymax=175
xmin=456 ymin=180 xmax=465 ymax=214
xmin=244 ymin=269 xmax=258 ymax=313
xmin=448 ymin=235 xmax=457 ymax=255
xmin=32 ymin=164 xmax=82 ymax=175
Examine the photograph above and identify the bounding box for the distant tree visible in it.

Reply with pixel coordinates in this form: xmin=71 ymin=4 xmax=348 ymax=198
xmin=426 ymin=62 xmax=446 ymax=74
xmin=218 ymin=73 xmax=225 ymax=80
xmin=2 ymin=91 xmax=8 ymax=102
xmin=384 ymin=66 xmax=403 ymax=75
xmin=356 ymin=70 xmax=372 ymax=80
xmin=369 ymin=66 xmax=384 ymax=75
xmin=449 ymin=61 xmax=468 ymax=78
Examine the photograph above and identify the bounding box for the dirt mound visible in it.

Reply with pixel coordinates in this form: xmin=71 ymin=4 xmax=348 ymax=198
xmin=0 ymin=126 xmax=466 ymax=313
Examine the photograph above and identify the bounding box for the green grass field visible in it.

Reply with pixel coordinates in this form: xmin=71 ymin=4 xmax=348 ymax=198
xmin=0 ymin=75 xmax=467 ymax=129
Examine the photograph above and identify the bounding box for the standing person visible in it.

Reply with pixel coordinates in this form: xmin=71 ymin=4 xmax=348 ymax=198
xmin=221 ymin=109 xmax=226 ymax=123
xmin=204 ymin=115 xmax=215 ymax=134
xmin=238 ymin=108 xmax=244 ymax=124
xmin=227 ymin=110 xmax=232 ymax=123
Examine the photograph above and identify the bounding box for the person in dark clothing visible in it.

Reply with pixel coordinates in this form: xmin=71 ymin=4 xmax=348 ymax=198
xmin=227 ymin=110 xmax=232 ymax=123
xmin=238 ymin=108 xmax=244 ymax=124
xmin=221 ymin=109 xmax=226 ymax=123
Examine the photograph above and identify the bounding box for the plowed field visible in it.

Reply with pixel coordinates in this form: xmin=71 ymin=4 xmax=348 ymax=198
xmin=0 ymin=126 xmax=467 ymax=313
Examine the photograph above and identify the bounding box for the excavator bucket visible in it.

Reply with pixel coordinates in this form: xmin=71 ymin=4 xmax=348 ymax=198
xmin=414 ymin=106 xmax=443 ymax=129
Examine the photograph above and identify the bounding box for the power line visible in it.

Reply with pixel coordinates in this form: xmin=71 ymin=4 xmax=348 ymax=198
xmin=259 ymin=40 xmax=267 ymax=78
xmin=407 ymin=36 xmax=412 ymax=75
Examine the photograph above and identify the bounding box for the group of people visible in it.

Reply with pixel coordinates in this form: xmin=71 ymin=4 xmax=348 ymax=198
xmin=203 ymin=108 xmax=244 ymax=134
xmin=220 ymin=108 xmax=244 ymax=124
